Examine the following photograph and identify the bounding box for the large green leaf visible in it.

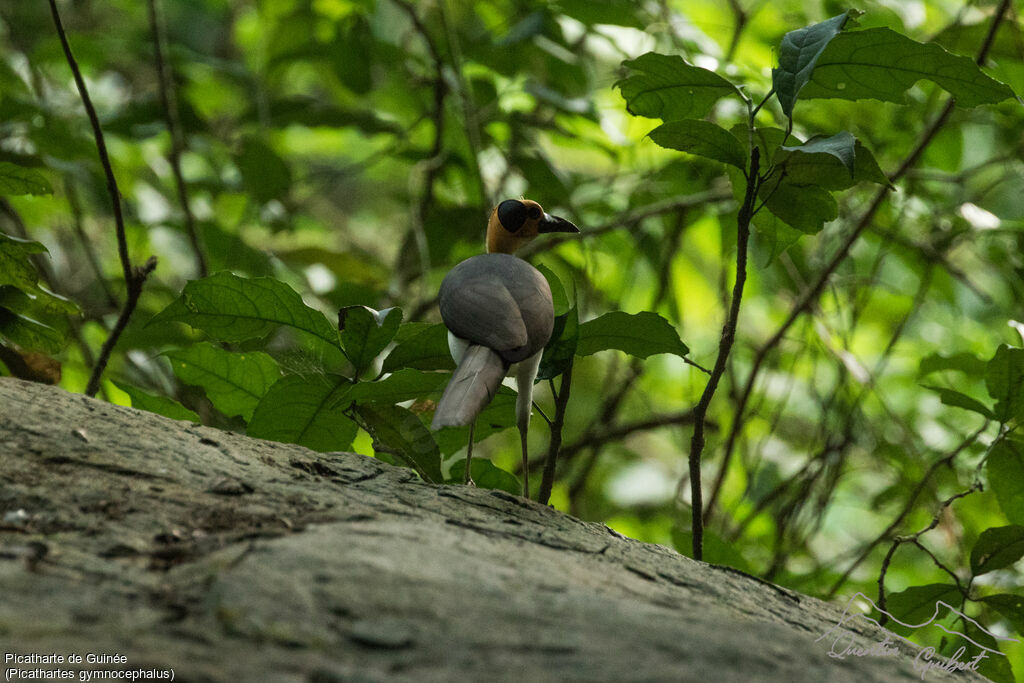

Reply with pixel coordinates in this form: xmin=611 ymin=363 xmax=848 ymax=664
xmin=616 ymin=52 xmax=740 ymax=121
xmin=988 ymin=439 xmax=1024 ymax=525
xmin=354 ymin=402 xmax=442 ymax=483
xmin=535 ymin=264 xmax=569 ymax=316
xmin=247 ymin=374 xmax=357 ymax=452
xmin=985 ymin=345 xmax=1024 ymax=422
xmin=970 ymin=525 xmax=1024 ymax=576
xmin=880 ymin=583 xmax=962 ymax=637
xmin=576 ymin=311 xmax=689 ymax=359
xmin=773 ymin=132 xmax=890 ymax=189
xmin=759 ymin=180 xmax=837 ymax=233
xmin=0 ymin=308 xmax=64 ymax=354
xmin=165 ymin=343 xmax=281 ymax=422
xmin=0 ymin=284 xmax=78 ymax=316
xmin=345 ymin=368 xmax=447 ymax=405
xmin=114 ymin=381 xmax=200 ymax=422
xmin=648 ymin=119 xmax=747 ymax=169
xmin=339 ymin=305 xmax=402 ymax=376
xmin=0 ymin=161 xmax=53 ymax=196
xmin=800 ymin=27 xmax=1018 ymax=108
xmin=981 ymin=594 xmax=1024 ymax=636
xmin=0 ymin=232 xmax=47 ymax=292
xmin=147 ymin=272 xmax=341 ymax=348
xmin=381 ymin=322 xmax=454 ymax=373
xmin=773 ymin=11 xmax=856 ymax=117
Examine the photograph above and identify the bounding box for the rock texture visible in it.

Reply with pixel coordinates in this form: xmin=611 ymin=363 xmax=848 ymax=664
xmin=0 ymin=377 xmax=986 ymax=681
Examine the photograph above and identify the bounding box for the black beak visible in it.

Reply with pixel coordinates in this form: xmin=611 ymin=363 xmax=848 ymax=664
xmin=537 ymin=212 xmax=580 ymax=234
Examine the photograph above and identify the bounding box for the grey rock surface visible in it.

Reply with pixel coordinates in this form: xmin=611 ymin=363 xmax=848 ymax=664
xmin=0 ymin=377 xmax=988 ymax=681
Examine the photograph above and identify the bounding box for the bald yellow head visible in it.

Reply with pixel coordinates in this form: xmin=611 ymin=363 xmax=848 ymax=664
xmin=486 ymin=199 xmax=579 ymax=254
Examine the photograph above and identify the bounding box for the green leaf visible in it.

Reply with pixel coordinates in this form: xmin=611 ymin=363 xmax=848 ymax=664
xmin=354 ymin=402 xmax=442 ymax=483
xmin=0 ymin=162 xmax=53 ymax=196
xmin=773 ymin=11 xmax=856 ymax=117
xmin=921 ymin=385 xmax=995 ymax=419
xmin=970 ymin=525 xmax=1024 ymax=576
xmin=981 ymin=594 xmax=1024 ymax=635
xmin=0 ymin=308 xmax=64 ymax=354
xmin=800 ymin=27 xmax=1018 ymax=108
xmin=147 ymin=272 xmax=341 ymax=348
xmin=576 ymin=311 xmax=689 ymax=359
xmin=448 ymin=458 xmax=522 ymax=495
xmin=648 ymin=119 xmax=747 ymax=169
xmin=956 ymin=622 xmax=1014 ymax=683
xmin=535 ymin=264 xmax=569 ymax=316
xmin=558 ymin=0 xmax=645 ymax=28
xmin=0 ymin=284 xmax=78 ymax=316
xmin=751 ymin=209 xmax=805 ymax=265
xmin=985 ymin=345 xmax=1024 ymax=422
xmin=345 ymin=368 xmax=448 ymax=405
xmin=616 ymin=52 xmax=740 ymax=121
xmin=339 ymin=305 xmax=402 ymax=376
xmin=779 ymin=130 xmax=854 ymax=177
xmin=165 ymin=343 xmax=281 ymax=422
xmin=381 ymin=322 xmax=454 ymax=373
xmin=880 ymin=583 xmax=962 ymax=637
xmin=0 ymin=232 xmax=47 ymax=292
xmin=235 ymin=137 xmax=291 ymax=203
xmin=247 ymin=374 xmax=357 ymax=452
xmin=759 ymin=181 xmax=837 ymax=233
xmin=919 ymin=352 xmax=987 ymax=378
xmin=538 ymin=305 xmax=579 ymax=381
xmin=113 ymin=381 xmax=200 ymax=422
xmin=988 ymin=439 xmax=1024 ymax=525
xmin=773 ymin=133 xmax=891 ymax=190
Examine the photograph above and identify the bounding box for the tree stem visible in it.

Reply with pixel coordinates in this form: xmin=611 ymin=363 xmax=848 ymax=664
xmin=688 ymin=146 xmax=760 ymax=561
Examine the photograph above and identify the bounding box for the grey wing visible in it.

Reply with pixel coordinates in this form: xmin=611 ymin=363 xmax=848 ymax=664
xmin=439 ymin=272 xmax=529 ymax=353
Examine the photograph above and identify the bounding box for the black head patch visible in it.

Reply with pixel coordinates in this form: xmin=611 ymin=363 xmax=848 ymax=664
xmin=497 ymin=199 xmax=528 ymax=233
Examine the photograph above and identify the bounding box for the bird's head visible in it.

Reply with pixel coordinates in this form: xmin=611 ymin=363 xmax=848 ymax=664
xmin=486 ymin=198 xmax=579 ymax=254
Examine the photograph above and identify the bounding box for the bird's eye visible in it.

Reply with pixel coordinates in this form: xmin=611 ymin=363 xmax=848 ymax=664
xmin=527 ymin=206 xmax=541 ymax=220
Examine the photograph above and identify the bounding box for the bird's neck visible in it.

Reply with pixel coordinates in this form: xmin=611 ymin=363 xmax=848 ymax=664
xmin=486 ymin=226 xmax=525 ymax=255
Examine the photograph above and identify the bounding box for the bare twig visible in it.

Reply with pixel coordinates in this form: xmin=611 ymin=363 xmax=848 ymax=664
xmin=48 ymin=0 xmax=157 ymax=397
xmin=688 ymin=144 xmax=760 ymax=561
xmin=827 ymin=422 xmax=988 ymax=598
xmin=146 ymin=0 xmax=206 ymax=277
xmin=538 ymin=361 xmax=573 ymax=505
xmin=391 ymin=0 xmax=447 ymax=289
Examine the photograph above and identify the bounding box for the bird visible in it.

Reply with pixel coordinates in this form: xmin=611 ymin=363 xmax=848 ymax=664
xmin=431 ymin=198 xmax=579 ymax=499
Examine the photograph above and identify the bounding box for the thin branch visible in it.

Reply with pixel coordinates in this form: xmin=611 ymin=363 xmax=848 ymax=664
xmin=826 ymin=422 xmax=988 ymax=598
xmin=688 ymin=145 xmax=760 ymax=561
xmin=561 ymin=409 xmax=699 ymax=460
xmin=48 ymin=0 xmax=157 ymax=397
xmin=709 ymin=0 xmax=1012 ymax=525
xmin=538 ymin=361 xmax=573 ymax=505
xmin=391 ymin=0 xmax=447 ymax=290
xmin=147 ymin=0 xmax=206 ymax=277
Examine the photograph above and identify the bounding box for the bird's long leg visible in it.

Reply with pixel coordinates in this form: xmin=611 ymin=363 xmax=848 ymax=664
xmin=519 ymin=425 xmax=529 ymax=499
xmin=464 ymin=421 xmax=476 ymax=486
